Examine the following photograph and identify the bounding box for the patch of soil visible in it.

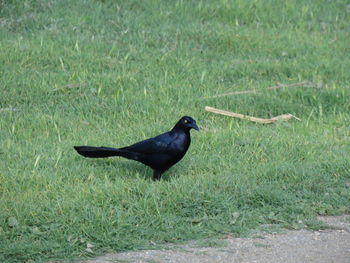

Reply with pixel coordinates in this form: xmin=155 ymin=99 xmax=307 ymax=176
xmin=86 ymin=215 xmax=350 ymax=263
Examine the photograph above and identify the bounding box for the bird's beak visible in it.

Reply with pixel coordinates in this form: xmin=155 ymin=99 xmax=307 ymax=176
xmin=191 ymin=123 xmax=200 ymax=131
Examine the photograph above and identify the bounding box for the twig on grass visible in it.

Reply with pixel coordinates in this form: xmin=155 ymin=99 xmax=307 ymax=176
xmin=205 ymin=81 xmax=323 ymax=99
xmin=0 ymin=107 xmax=19 ymax=112
xmin=205 ymin=106 xmax=301 ymax=124
xmin=50 ymin=83 xmax=85 ymax=92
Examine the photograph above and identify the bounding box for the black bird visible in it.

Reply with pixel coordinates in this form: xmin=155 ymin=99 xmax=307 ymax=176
xmin=74 ymin=116 xmax=199 ymax=180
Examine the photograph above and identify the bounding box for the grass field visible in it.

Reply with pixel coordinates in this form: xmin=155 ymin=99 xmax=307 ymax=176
xmin=1 ymin=0 xmax=350 ymax=262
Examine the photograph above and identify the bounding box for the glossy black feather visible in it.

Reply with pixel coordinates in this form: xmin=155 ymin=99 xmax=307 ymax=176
xmin=74 ymin=116 xmax=199 ymax=180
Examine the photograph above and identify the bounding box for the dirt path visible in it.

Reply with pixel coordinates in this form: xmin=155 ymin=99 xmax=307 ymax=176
xmin=87 ymin=215 xmax=350 ymax=263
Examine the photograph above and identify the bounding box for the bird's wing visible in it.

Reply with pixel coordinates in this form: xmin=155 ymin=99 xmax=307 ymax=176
xmin=120 ymin=132 xmax=177 ymax=155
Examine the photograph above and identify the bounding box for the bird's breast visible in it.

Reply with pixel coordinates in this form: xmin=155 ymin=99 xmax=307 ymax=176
xmin=170 ymin=133 xmax=190 ymax=153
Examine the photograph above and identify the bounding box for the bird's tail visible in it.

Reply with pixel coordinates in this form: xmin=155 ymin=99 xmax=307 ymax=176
xmin=74 ymin=146 xmax=122 ymax=158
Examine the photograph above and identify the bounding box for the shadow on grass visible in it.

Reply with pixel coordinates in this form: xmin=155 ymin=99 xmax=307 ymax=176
xmin=79 ymin=157 xmax=184 ymax=182
xmin=82 ymin=157 xmax=153 ymax=181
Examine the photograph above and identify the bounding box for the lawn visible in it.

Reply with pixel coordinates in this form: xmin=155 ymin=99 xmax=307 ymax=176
xmin=1 ymin=0 xmax=349 ymax=262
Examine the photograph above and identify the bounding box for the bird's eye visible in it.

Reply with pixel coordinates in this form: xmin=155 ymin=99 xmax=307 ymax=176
xmin=184 ymin=119 xmax=189 ymax=124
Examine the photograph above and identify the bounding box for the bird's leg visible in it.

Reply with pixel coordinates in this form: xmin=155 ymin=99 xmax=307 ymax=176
xmin=153 ymin=170 xmax=163 ymax=180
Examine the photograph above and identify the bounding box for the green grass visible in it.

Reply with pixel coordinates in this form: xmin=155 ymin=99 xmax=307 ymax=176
xmin=1 ymin=0 xmax=350 ymax=262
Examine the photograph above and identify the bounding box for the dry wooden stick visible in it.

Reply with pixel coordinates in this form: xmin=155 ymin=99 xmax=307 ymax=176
xmin=205 ymin=106 xmax=300 ymax=124
xmin=0 ymin=107 xmax=19 ymax=112
xmin=205 ymin=81 xmax=323 ymax=99
xmin=265 ymin=81 xmax=323 ymax=91
xmin=51 ymin=83 xmax=85 ymax=92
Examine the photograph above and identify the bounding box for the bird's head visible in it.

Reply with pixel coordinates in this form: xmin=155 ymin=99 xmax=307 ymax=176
xmin=174 ymin=116 xmax=199 ymax=132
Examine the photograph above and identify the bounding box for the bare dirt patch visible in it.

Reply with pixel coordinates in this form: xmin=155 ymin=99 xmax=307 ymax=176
xmin=86 ymin=215 xmax=350 ymax=263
